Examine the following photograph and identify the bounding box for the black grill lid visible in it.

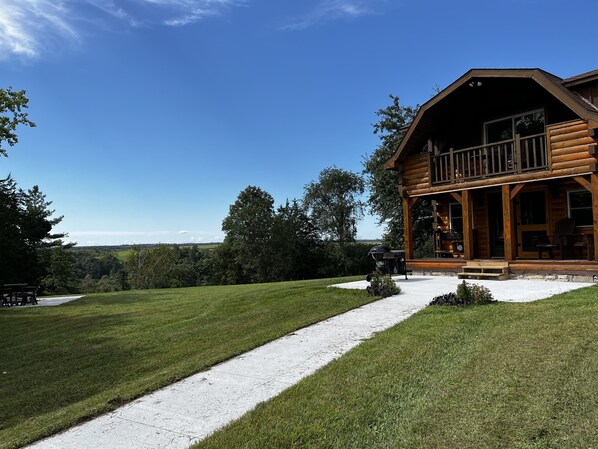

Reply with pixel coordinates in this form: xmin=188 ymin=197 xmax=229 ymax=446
xmin=368 ymin=245 xmax=389 ymax=255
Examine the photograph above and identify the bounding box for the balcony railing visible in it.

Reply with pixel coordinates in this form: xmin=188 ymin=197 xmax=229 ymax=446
xmin=432 ymin=133 xmax=547 ymax=185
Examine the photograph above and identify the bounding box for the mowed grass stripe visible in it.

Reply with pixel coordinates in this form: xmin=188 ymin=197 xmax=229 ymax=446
xmin=0 ymin=277 xmax=373 ymax=449
xmin=196 ymin=284 xmax=598 ymax=449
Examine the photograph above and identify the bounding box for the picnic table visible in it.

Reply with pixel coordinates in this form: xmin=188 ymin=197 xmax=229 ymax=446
xmin=1 ymin=283 xmax=38 ymax=306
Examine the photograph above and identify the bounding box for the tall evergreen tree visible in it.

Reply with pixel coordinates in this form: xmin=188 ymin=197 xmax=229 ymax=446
xmin=0 ymin=177 xmax=68 ymax=285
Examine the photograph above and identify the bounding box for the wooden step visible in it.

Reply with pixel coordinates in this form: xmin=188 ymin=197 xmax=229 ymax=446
xmin=464 ymin=260 xmax=509 ymax=268
xmin=458 ymin=260 xmax=510 ymax=280
xmin=458 ymin=271 xmax=509 ymax=280
xmin=462 ymin=267 xmax=504 ymax=273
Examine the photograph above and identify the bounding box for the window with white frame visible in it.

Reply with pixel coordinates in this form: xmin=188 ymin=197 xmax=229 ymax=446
xmin=568 ymin=190 xmax=592 ymax=226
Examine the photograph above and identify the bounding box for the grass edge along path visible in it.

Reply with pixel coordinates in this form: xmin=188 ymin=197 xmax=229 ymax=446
xmin=0 ymin=276 xmax=375 ymax=449
xmin=196 ymin=284 xmax=598 ymax=449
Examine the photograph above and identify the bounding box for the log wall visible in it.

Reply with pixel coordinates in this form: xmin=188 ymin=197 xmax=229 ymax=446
xmin=548 ymin=120 xmax=597 ymax=175
xmin=400 ymin=153 xmax=430 ymax=195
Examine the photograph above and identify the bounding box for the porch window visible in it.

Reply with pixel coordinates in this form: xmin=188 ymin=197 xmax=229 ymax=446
xmin=449 ymin=203 xmax=463 ymax=233
xmin=568 ymin=190 xmax=593 ymax=226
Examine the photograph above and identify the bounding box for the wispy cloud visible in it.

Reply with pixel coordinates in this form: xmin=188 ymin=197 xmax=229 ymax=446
xmin=284 ymin=0 xmax=376 ymax=30
xmin=0 ymin=0 xmax=242 ymax=60
xmin=86 ymin=0 xmax=142 ymax=27
xmin=0 ymin=1 xmax=77 ymax=59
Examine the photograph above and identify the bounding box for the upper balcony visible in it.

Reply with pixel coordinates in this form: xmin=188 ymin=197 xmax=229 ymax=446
xmin=431 ymin=133 xmax=547 ymax=185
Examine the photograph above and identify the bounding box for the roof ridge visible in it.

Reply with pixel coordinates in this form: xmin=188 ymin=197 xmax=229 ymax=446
xmin=562 ymin=68 xmax=598 ymax=85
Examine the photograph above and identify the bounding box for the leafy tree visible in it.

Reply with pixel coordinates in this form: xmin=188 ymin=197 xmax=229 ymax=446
xmin=71 ymin=250 xmax=128 ymax=292
xmin=126 ymin=245 xmax=181 ymax=290
xmin=270 ymin=199 xmax=321 ymax=281
xmin=219 ymin=186 xmax=275 ymax=284
xmin=40 ymin=246 xmax=79 ymax=294
xmin=176 ymin=246 xmax=213 ymax=286
xmin=317 ymin=241 xmax=374 ymax=278
xmin=0 ymin=87 xmax=35 ymax=157
xmin=303 ymin=167 xmax=365 ymax=244
xmin=363 ymin=95 xmax=433 ymax=254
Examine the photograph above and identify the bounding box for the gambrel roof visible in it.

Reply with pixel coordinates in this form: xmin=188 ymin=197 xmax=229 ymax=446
xmin=385 ymin=68 xmax=598 ymax=169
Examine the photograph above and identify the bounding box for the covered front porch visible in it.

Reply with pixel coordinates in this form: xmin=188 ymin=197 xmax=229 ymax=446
xmin=402 ymin=174 xmax=598 ymax=276
xmin=406 ymin=258 xmax=598 ymax=280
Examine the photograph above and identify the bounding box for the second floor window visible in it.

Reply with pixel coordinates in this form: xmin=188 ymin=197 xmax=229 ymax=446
xmin=485 ymin=110 xmax=545 ymax=144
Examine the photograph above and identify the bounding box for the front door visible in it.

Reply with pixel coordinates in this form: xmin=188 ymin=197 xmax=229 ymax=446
xmin=516 ymin=190 xmax=550 ymax=258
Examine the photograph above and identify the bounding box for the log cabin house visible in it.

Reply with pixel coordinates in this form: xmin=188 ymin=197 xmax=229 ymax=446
xmin=384 ymin=68 xmax=598 ymax=279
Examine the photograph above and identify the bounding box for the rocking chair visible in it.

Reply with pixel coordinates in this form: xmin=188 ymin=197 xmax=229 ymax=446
xmin=536 ymin=218 xmax=581 ymax=259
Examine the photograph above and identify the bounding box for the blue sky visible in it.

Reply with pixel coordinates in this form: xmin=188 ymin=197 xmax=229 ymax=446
xmin=1 ymin=0 xmax=596 ymax=246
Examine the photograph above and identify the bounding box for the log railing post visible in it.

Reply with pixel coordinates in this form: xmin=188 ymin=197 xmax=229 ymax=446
xmin=449 ymin=148 xmax=455 ymax=182
xmin=515 ymin=134 xmax=522 ymax=173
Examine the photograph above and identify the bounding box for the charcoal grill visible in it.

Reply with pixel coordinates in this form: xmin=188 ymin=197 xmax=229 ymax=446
xmin=366 ymin=245 xmax=410 ymax=281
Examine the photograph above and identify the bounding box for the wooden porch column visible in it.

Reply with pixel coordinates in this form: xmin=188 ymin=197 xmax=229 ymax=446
xmin=403 ymin=196 xmax=414 ymax=259
xmin=462 ymin=190 xmax=474 ymax=260
xmin=502 ymin=184 xmax=516 ymax=261
xmin=592 ymin=173 xmax=598 ymax=261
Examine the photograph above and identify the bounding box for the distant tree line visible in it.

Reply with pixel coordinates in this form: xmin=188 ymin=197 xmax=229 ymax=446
xmin=65 ymin=167 xmax=375 ymax=293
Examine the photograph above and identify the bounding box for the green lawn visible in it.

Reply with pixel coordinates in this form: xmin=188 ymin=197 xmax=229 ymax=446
xmin=196 ymin=284 xmax=598 ymax=449
xmin=0 ymin=277 xmax=373 ymax=449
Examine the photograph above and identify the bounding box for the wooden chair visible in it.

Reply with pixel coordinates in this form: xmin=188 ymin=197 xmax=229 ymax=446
xmin=434 ymin=229 xmax=453 ymax=258
xmin=573 ymin=234 xmax=595 ymax=261
xmin=536 ymin=218 xmax=581 ymax=259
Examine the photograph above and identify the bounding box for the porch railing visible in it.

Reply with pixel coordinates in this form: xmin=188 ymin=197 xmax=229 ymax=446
xmin=432 ymin=133 xmax=547 ymax=185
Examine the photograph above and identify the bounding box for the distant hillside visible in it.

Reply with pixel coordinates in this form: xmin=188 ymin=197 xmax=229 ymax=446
xmin=71 ymin=240 xmax=379 ymax=252
xmin=70 ymin=242 xmax=222 ymax=252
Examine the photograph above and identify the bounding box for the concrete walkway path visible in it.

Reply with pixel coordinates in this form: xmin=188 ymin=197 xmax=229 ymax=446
xmin=36 ymin=296 xmax=84 ymax=307
xmin=27 ymin=276 xmax=591 ymax=449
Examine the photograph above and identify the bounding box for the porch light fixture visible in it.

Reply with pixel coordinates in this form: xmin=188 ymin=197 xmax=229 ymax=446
xmin=468 ymin=81 xmax=483 ymax=88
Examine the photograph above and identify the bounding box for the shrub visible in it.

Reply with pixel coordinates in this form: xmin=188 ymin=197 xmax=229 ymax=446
xmin=468 ymin=282 xmax=494 ymax=304
xmin=367 ymin=272 xmax=401 ymax=298
xmin=430 ymin=280 xmax=495 ymax=306
xmin=429 ymin=292 xmax=460 ymax=306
